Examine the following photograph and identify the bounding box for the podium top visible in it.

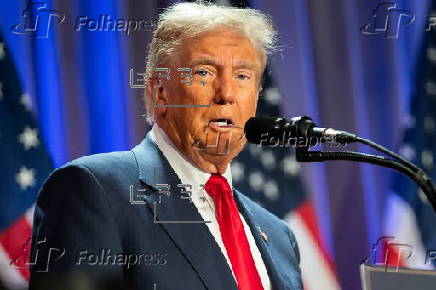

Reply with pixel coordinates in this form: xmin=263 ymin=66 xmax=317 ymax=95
xmin=360 ymin=262 xmax=436 ymax=290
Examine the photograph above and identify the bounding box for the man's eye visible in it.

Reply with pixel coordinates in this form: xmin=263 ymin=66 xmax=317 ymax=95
xmin=236 ymin=74 xmax=249 ymax=80
xmin=195 ymin=69 xmax=210 ymax=76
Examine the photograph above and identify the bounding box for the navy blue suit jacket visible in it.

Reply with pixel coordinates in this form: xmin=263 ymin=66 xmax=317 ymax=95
xmin=30 ymin=134 xmax=303 ymax=290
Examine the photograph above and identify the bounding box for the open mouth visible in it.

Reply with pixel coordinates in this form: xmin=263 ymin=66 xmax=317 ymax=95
xmin=208 ymin=118 xmax=235 ymax=128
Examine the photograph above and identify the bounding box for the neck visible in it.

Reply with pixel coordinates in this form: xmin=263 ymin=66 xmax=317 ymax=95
xmin=154 ymin=121 xmax=232 ymax=174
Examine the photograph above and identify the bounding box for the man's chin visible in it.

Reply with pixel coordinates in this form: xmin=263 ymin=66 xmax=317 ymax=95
xmin=195 ymin=140 xmax=245 ymax=165
xmin=187 ymin=129 xmax=247 ymax=172
xmin=192 ymin=127 xmax=245 ymax=152
xmin=192 ymin=135 xmax=245 ymax=156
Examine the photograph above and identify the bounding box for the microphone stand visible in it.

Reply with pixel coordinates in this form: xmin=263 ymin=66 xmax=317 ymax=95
xmin=295 ymin=137 xmax=436 ymax=213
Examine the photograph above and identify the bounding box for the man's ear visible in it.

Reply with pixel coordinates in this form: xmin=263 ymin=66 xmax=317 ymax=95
xmin=147 ymin=77 xmax=168 ymax=116
xmin=147 ymin=77 xmax=167 ymax=104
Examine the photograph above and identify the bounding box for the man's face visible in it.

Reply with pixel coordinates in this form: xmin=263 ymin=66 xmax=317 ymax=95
xmin=152 ymin=29 xmax=264 ymax=174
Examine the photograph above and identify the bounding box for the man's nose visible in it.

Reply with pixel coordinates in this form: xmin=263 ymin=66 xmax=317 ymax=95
xmin=214 ymin=74 xmax=236 ymax=105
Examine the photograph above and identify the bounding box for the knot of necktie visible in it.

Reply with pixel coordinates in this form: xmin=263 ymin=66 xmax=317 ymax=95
xmin=204 ymin=173 xmax=232 ymax=198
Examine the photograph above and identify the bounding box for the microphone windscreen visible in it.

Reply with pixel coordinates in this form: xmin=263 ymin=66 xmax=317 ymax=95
xmin=244 ymin=117 xmax=280 ymax=145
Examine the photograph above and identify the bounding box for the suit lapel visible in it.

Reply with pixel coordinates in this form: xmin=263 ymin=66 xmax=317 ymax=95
xmin=132 ymin=134 xmax=238 ymax=290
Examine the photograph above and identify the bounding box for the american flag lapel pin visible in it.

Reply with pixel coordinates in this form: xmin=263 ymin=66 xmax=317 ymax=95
xmin=258 ymin=226 xmax=269 ymax=243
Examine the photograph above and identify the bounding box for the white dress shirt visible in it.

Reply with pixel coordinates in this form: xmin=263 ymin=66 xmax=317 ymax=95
xmin=150 ymin=123 xmax=271 ymax=290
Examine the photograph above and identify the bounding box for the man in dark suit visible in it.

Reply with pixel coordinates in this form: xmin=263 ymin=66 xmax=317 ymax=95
xmin=30 ymin=2 xmax=303 ymax=290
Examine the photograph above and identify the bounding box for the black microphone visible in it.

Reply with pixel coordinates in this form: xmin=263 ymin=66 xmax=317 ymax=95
xmin=244 ymin=116 xmax=357 ymax=147
xmin=244 ymin=116 xmax=436 ymax=213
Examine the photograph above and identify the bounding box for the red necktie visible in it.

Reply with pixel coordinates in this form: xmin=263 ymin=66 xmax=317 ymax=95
xmin=205 ymin=173 xmax=264 ymax=290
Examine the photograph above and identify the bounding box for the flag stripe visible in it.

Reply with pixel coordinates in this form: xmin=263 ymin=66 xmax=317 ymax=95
xmin=384 ymin=193 xmax=433 ymax=269
xmin=24 ymin=206 xmax=35 ymax=228
xmin=0 ymin=215 xmax=32 ymax=280
xmin=286 ymin=201 xmax=340 ymax=290
xmin=0 ymin=246 xmax=27 ymax=290
xmin=296 ymin=200 xmax=337 ymax=275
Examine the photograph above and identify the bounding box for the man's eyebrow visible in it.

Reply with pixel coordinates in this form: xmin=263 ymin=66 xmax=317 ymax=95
xmin=189 ymin=58 xmax=218 ymax=66
xmin=232 ymin=60 xmax=257 ymax=70
xmin=188 ymin=58 xmax=257 ymax=70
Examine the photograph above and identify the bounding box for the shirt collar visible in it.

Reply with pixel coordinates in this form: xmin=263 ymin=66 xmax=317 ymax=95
xmin=149 ymin=123 xmax=233 ymax=188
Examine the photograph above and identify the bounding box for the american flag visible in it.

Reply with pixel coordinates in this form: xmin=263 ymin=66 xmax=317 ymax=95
xmin=0 ymin=33 xmax=53 ymax=289
xmin=383 ymin=2 xmax=436 ymax=269
xmin=232 ymin=69 xmax=340 ymax=290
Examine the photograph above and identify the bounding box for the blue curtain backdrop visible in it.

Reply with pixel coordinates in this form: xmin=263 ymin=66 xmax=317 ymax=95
xmin=0 ymin=0 xmax=432 ymax=289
